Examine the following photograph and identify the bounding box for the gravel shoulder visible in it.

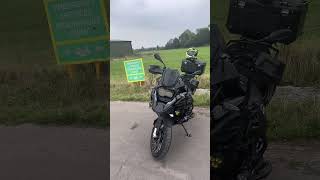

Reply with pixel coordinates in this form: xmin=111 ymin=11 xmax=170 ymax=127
xmin=266 ymin=141 xmax=320 ymax=180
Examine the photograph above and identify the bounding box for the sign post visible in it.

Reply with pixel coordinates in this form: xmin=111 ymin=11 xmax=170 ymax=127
xmin=123 ymin=59 xmax=145 ymax=85
xmin=43 ymin=0 xmax=109 ymax=79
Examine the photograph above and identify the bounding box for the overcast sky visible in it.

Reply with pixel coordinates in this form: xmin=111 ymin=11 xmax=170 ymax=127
xmin=110 ymin=0 xmax=210 ymax=49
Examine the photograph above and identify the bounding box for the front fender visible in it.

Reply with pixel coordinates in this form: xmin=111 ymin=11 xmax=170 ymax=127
xmin=154 ymin=117 xmax=174 ymax=128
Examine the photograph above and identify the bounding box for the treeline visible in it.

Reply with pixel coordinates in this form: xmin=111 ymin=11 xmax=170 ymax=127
xmin=136 ymin=26 xmax=210 ymax=52
xmin=164 ymin=27 xmax=210 ymax=49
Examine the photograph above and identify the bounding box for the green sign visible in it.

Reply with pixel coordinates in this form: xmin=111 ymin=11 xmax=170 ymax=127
xmin=124 ymin=59 xmax=145 ymax=82
xmin=44 ymin=0 xmax=109 ymax=64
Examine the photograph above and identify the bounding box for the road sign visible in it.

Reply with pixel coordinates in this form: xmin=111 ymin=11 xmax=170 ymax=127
xmin=43 ymin=0 xmax=109 ymax=64
xmin=123 ymin=59 xmax=145 ymax=83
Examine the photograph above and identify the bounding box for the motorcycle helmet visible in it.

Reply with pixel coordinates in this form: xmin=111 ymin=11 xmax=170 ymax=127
xmin=186 ymin=48 xmax=198 ymax=59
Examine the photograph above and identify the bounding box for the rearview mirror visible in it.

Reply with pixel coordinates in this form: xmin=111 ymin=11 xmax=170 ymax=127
xmin=154 ymin=53 xmax=166 ymax=67
xmin=154 ymin=53 xmax=162 ymax=62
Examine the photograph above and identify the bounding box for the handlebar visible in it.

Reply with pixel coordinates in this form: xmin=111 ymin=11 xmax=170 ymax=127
xmin=228 ymin=29 xmax=293 ymax=48
xmin=226 ymin=39 xmax=279 ymax=56
xmin=149 ymin=65 xmax=163 ymax=75
xmin=163 ymin=92 xmax=187 ymax=112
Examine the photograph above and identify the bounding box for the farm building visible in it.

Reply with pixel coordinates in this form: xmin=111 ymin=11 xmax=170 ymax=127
xmin=110 ymin=40 xmax=133 ymax=57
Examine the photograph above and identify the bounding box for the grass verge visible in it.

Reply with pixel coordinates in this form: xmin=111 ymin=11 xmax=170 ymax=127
xmin=279 ymin=41 xmax=320 ymax=87
xmin=0 ymin=64 xmax=108 ymax=128
xmin=267 ymin=98 xmax=320 ymax=140
xmin=110 ymin=81 xmax=209 ymax=107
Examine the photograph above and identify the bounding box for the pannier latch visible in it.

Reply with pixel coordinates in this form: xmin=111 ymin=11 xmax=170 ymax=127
xmin=238 ymin=0 xmax=246 ymax=8
xmin=280 ymin=0 xmax=289 ymax=16
xmin=280 ymin=1 xmax=289 ymax=6
xmin=281 ymin=9 xmax=289 ymax=16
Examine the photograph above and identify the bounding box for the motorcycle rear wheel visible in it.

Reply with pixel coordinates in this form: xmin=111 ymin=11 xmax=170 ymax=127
xmin=150 ymin=123 xmax=172 ymax=160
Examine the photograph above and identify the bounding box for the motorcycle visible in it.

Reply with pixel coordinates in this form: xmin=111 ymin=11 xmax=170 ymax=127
xmin=211 ymin=27 xmax=289 ymax=180
xmin=148 ymin=50 xmax=206 ymax=159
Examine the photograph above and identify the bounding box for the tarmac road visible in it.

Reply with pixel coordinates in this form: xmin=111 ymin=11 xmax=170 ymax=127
xmin=265 ymin=141 xmax=320 ymax=180
xmin=0 ymin=125 xmax=108 ymax=180
xmin=111 ymin=101 xmax=320 ymax=180
xmin=0 ymin=102 xmax=318 ymax=180
xmin=110 ymin=101 xmax=210 ymax=180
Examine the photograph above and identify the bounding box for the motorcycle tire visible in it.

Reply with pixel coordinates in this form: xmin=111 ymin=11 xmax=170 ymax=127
xmin=150 ymin=123 xmax=172 ymax=160
xmin=262 ymin=84 xmax=276 ymax=105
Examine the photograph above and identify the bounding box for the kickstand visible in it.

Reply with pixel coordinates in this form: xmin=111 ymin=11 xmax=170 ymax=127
xmin=181 ymin=123 xmax=192 ymax=137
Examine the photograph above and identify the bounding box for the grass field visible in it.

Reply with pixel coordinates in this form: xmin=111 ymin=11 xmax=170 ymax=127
xmin=111 ymin=46 xmax=210 ymax=82
xmin=110 ymin=46 xmax=210 ymax=106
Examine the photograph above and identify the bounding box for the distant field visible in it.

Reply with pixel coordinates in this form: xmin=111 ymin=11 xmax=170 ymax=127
xmin=111 ymin=46 xmax=210 ymax=81
xmin=110 ymin=46 xmax=210 ymax=106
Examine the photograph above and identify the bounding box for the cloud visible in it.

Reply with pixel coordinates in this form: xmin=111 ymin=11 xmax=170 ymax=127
xmin=111 ymin=0 xmax=210 ymax=49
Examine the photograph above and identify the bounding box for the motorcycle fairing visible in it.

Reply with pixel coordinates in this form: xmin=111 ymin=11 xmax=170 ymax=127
xmin=159 ymin=68 xmax=180 ymax=87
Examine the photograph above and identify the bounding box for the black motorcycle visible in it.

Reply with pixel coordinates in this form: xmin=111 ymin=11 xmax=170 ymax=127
xmin=211 ymin=28 xmax=289 ymax=180
xmin=211 ymin=0 xmax=308 ymax=178
xmin=148 ymin=51 xmax=206 ymax=159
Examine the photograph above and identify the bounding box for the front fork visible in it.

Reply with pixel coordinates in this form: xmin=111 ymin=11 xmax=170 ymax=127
xmin=152 ymin=118 xmax=161 ymax=138
xmin=153 ymin=116 xmax=192 ymax=138
xmin=152 ymin=117 xmax=165 ymax=138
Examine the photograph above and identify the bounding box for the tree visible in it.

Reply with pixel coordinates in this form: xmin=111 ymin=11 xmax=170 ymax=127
xmin=165 ymin=39 xmax=174 ymax=49
xmin=172 ymin=38 xmax=180 ymax=48
xmin=193 ymin=27 xmax=210 ymax=46
xmin=179 ymin=29 xmax=196 ymax=47
xmin=164 ymin=26 xmax=210 ymax=50
xmin=165 ymin=38 xmax=180 ymax=49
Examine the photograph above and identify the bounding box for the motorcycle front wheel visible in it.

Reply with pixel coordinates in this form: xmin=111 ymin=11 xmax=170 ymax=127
xmin=150 ymin=122 xmax=172 ymax=160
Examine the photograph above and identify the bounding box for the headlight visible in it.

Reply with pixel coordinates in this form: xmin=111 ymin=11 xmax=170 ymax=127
xmin=158 ymin=88 xmax=174 ymax=98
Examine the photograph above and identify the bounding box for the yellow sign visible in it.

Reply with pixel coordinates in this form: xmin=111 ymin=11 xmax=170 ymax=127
xmin=43 ymin=0 xmax=109 ymax=64
xmin=123 ymin=59 xmax=145 ymax=83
